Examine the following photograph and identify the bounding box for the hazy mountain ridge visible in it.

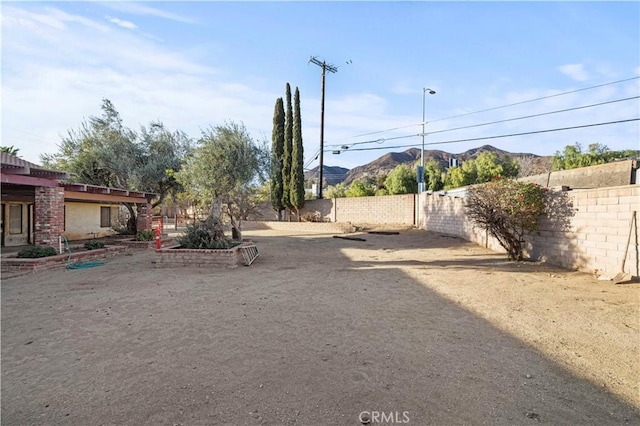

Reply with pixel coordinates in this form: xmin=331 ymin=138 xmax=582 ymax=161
xmin=305 ymin=145 xmax=552 ymax=186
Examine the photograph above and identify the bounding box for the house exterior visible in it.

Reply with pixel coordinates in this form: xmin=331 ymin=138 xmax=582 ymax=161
xmin=0 ymin=153 xmax=156 ymax=248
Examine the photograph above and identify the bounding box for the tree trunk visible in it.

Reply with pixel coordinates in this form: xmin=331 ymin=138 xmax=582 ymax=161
xmin=123 ymin=202 xmax=137 ymax=235
xmin=209 ymin=197 xmax=223 ymax=222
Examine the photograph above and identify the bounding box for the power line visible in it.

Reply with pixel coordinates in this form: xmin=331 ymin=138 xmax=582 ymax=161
xmin=429 ymin=76 xmax=640 ymax=124
xmin=423 ymin=96 xmax=640 ymax=136
xmin=321 ymin=76 xmax=639 ymax=145
xmin=334 ymin=118 xmax=640 ymax=152
xmin=327 ymin=95 xmax=639 ymax=150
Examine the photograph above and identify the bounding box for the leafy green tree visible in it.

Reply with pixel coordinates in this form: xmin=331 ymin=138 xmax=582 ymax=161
xmin=552 ymin=143 xmax=636 ymax=170
xmin=290 ymin=87 xmax=306 ymax=219
xmin=466 ymin=178 xmax=546 ymax=261
xmin=384 ymin=164 xmax=417 ymax=194
xmin=346 ymin=180 xmax=375 ymax=197
xmin=444 ymin=152 xmax=519 ymax=189
xmin=270 ymin=97 xmax=285 ymax=218
xmin=176 ymin=122 xmax=265 ymax=241
xmin=475 ymin=151 xmax=518 ymax=183
xmin=42 ymin=99 xmax=140 ymax=189
xmin=444 ymin=166 xmax=466 ymax=189
xmin=424 ymin=159 xmax=445 ymax=191
xmin=282 ymin=83 xmax=294 ymax=213
xmin=1 ymin=145 xmax=20 ymax=156
xmin=136 ymin=122 xmax=192 ymax=207
xmin=324 ymin=183 xmax=347 ymax=198
xmin=40 ymin=99 xmax=190 ymax=233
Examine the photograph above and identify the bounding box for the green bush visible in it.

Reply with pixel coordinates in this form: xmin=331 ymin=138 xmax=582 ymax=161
xmin=177 ymin=218 xmax=232 ymax=249
xmin=135 ymin=230 xmax=154 ymax=241
xmin=84 ymin=240 xmax=106 ymax=250
xmin=17 ymin=246 xmax=58 ymax=258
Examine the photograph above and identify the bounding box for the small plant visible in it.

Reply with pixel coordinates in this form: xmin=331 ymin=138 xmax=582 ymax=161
xmin=177 ymin=217 xmax=233 ymax=249
xmin=84 ymin=240 xmax=106 ymax=250
xmin=17 ymin=246 xmax=58 ymax=258
xmin=300 ymin=211 xmax=322 ymax=222
xmin=135 ymin=230 xmax=154 ymax=241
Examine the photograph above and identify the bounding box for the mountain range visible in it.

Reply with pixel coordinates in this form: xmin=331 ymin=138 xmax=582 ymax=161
xmin=305 ymin=145 xmax=552 ymax=186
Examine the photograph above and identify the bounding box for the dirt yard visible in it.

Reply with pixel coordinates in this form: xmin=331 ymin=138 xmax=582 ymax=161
xmin=1 ymin=227 xmax=638 ymax=425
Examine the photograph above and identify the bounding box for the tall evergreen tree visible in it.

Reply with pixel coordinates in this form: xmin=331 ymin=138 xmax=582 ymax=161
xmin=282 ymin=83 xmax=294 ymax=216
xmin=290 ymin=87 xmax=305 ymax=218
xmin=270 ymin=97 xmax=285 ymax=218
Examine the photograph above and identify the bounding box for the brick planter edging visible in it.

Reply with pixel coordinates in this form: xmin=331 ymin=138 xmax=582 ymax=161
xmin=115 ymin=238 xmax=175 ymax=250
xmin=1 ymin=246 xmax=127 ymax=274
xmin=154 ymin=242 xmax=255 ymax=268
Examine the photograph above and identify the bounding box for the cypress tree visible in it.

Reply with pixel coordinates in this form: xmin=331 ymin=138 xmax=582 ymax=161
xmin=290 ymin=87 xmax=305 ymax=218
xmin=282 ymin=83 xmax=293 ymax=217
xmin=270 ymin=97 xmax=285 ymax=218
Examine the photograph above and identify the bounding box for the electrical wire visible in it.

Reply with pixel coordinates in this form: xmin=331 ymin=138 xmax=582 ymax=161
xmin=334 ymin=118 xmax=640 ymax=152
xmin=321 ymin=76 xmax=639 ymax=146
xmin=429 ymin=76 xmax=640 ymax=123
xmin=424 ymin=96 xmax=639 ymax=136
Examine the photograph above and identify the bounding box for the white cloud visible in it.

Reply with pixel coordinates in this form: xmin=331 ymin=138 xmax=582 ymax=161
xmin=558 ymin=63 xmax=590 ymax=82
xmin=108 ymin=17 xmax=138 ymax=30
xmin=98 ymin=1 xmax=196 ymax=24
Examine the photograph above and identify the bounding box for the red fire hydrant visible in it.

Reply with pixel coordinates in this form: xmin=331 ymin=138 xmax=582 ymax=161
xmin=155 ymin=226 xmax=161 ymax=250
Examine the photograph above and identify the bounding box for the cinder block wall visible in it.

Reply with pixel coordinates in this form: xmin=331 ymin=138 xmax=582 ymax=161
xmin=330 ymin=194 xmax=415 ymax=225
xmin=527 ymin=185 xmax=639 ymax=277
xmin=421 ymin=184 xmax=640 ymax=278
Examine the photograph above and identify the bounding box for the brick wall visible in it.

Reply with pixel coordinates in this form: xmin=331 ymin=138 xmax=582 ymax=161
xmin=34 ymin=186 xmax=65 ymax=247
xmin=155 ymin=243 xmax=250 ymax=267
xmin=136 ymin=203 xmax=153 ymax=231
xmin=420 ymin=185 xmax=640 ymax=278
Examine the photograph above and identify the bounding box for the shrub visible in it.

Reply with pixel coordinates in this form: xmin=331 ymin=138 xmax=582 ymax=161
xmin=112 ymin=223 xmax=134 ymax=235
xmin=17 ymin=246 xmax=58 ymax=258
xmin=84 ymin=240 xmax=106 ymax=250
xmin=177 ymin=217 xmax=232 ymax=249
xmin=300 ymin=211 xmax=322 ymax=222
xmin=135 ymin=230 xmax=154 ymax=241
xmin=466 ymin=178 xmax=546 ymax=261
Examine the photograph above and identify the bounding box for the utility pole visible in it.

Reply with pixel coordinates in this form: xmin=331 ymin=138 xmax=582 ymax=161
xmin=309 ymin=56 xmax=337 ymax=199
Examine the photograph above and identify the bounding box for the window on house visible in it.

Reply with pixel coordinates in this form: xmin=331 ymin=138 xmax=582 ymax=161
xmin=100 ymin=206 xmax=111 ymax=228
xmin=9 ymin=204 xmax=22 ymax=234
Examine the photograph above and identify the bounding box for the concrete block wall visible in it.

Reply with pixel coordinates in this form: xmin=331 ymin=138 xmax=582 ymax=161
xmin=297 ymin=194 xmax=415 ymax=225
xmin=420 ymin=184 xmax=640 ymax=278
xmin=526 ymin=185 xmax=639 ymax=277
xmin=243 ymin=221 xmax=355 ymax=234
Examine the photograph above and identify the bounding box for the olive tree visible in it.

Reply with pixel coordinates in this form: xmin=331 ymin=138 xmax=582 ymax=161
xmin=177 ymin=122 xmax=266 ymax=242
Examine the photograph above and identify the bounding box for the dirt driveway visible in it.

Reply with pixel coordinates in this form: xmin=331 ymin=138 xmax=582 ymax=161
xmin=2 ymin=227 xmax=638 ymax=425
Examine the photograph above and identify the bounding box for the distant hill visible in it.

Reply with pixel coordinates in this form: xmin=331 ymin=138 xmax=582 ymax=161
xmin=303 ymin=165 xmax=349 ymax=186
xmin=304 ymin=145 xmax=552 ymax=186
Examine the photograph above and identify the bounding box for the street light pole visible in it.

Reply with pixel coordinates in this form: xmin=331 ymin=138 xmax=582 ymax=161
xmin=417 ymin=87 xmax=436 ymax=230
xmin=421 ymin=87 xmax=436 ymax=193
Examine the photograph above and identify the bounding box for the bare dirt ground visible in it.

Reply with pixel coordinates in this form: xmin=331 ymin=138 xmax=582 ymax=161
xmin=1 ymin=227 xmax=638 ymax=425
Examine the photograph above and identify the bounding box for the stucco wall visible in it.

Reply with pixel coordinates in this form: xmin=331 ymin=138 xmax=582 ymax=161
xmin=64 ymin=202 xmax=119 ymax=240
xmin=519 ymin=159 xmax=636 ymax=188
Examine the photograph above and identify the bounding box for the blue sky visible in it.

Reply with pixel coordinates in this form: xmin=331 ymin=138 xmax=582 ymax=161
xmin=2 ymin=1 xmax=639 ymax=170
